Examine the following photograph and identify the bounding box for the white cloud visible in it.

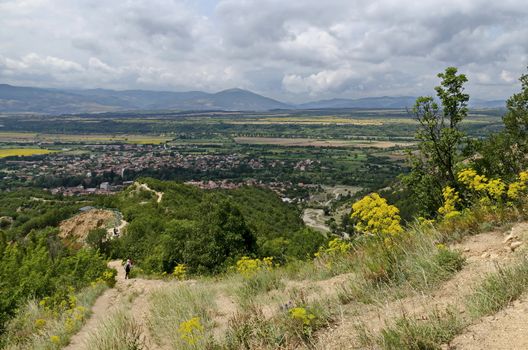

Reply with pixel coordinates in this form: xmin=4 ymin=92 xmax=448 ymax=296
xmin=0 ymin=0 xmax=527 ymax=101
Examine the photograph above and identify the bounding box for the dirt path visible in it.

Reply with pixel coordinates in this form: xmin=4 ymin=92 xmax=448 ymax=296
xmin=449 ymin=222 xmax=528 ymax=350
xmin=106 ymin=216 xmax=128 ymax=237
xmin=65 ymin=260 xmax=168 ymax=350
xmin=314 ymin=224 xmax=526 ymax=349
xmin=450 ymin=294 xmax=528 ymax=349
xmin=138 ymin=183 xmax=163 ymax=203
xmin=303 ymin=208 xmax=330 ymax=232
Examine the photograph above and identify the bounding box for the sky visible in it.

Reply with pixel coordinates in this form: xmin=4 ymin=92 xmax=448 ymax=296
xmin=0 ymin=0 xmax=527 ymax=103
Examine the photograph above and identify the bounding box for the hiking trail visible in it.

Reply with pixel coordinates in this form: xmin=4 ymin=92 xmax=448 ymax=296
xmin=65 ymin=260 xmax=169 ymax=350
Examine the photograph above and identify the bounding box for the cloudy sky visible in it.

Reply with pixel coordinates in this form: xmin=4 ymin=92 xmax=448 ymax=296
xmin=1 ymin=0 xmax=527 ymax=103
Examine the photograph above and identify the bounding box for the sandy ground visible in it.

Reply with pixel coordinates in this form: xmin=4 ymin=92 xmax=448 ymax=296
xmin=449 ymin=223 xmax=528 ymax=350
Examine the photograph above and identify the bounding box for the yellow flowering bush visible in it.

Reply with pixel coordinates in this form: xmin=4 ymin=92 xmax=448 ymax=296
xmin=289 ymin=307 xmax=315 ymax=326
xmin=486 ymin=179 xmax=506 ymax=200
xmin=50 ymin=335 xmax=61 ymax=345
xmin=507 ymin=171 xmax=528 ymax=199
xmin=314 ymin=238 xmax=351 ymax=258
xmin=236 ymin=256 xmax=274 ymax=279
xmin=34 ymin=318 xmax=46 ymax=329
xmin=458 ymin=169 xmax=488 ymax=191
xmin=178 ymin=317 xmax=204 ymax=346
xmin=351 ymin=193 xmax=403 ymax=237
xmin=457 ymin=168 xmax=505 ymax=200
xmin=173 ymin=263 xmax=187 ymax=280
xmin=438 ymin=186 xmax=461 ymax=219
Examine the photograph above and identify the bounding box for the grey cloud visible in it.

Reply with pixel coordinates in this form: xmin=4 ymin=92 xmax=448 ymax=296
xmin=0 ymin=0 xmax=527 ymax=102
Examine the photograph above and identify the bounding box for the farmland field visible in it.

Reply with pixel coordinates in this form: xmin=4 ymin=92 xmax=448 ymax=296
xmin=0 ymin=148 xmax=56 ymax=158
xmin=0 ymin=132 xmax=171 ymax=144
xmin=234 ymin=137 xmax=415 ymax=148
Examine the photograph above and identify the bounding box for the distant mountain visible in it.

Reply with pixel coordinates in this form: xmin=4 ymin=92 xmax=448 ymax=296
xmin=299 ymin=96 xmax=418 ymax=109
xmin=301 ymin=96 xmax=507 ymax=110
xmin=469 ymin=98 xmax=506 ymax=109
xmin=0 ymin=84 xmax=290 ymax=114
xmin=0 ymin=84 xmax=507 ymax=114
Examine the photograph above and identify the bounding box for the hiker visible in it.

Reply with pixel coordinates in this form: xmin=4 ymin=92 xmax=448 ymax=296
xmin=124 ymin=259 xmax=132 ymax=279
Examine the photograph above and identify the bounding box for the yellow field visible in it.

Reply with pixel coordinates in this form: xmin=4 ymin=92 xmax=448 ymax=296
xmin=0 ymin=132 xmax=171 ymax=144
xmin=0 ymin=148 xmax=56 ymax=158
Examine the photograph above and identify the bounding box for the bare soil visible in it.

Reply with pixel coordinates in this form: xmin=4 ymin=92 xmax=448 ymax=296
xmin=59 ymin=209 xmax=116 ymax=244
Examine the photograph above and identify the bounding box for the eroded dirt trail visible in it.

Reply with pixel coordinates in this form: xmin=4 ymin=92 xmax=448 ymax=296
xmin=65 ymin=260 xmax=168 ymax=350
xmin=314 ymin=223 xmax=528 ymax=349
xmin=451 ymin=294 xmax=528 ymax=349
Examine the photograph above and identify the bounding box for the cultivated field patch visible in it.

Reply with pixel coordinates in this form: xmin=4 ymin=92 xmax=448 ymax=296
xmin=0 ymin=132 xmax=172 ymax=144
xmin=234 ymin=137 xmax=415 ymax=148
xmin=0 ymin=148 xmax=56 ymax=158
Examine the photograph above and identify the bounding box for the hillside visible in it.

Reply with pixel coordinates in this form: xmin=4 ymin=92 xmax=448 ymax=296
xmin=0 ymin=84 xmax=290 ymax=114
xmin=2 ymin=172 xmax=528 ymax=349
xmin=63 ymin=221 xmax=525 ymax=350
xmin=0 ymin=84 xmax=504 ymax=114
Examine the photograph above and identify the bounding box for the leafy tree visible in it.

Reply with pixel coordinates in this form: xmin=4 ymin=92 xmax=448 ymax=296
xmin=475 ymin=67 xmax=528 ymax=178
xmin=86 ymin=227 xmax=107 ymax=251
xmin=404 ymin=67 xmax=469 ymax=216
xmin=183 ymin=199 xmax=256 ymax=273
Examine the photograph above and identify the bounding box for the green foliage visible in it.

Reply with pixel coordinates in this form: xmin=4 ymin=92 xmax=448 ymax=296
xmin=404 ymin=67 xmax=469 ymax=217
xmin=111 ymin=180 xmax=308 ymax=274
xmin=2 ymin=282 xmax=108 ymax=349
xmin=0 ymin=226 xmax=108 ymax=333
xmin=475 ymin=67 xmax=528 ymax=179
xmin=86 ymin=227 xmax=107 ymax=251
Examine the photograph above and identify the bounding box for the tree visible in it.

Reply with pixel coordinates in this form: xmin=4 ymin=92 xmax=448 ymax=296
xmin=477 ymin=68 xmax=528 ymax=178
xmin=404 ymin=67 xmax=469 ymax=216
xmin=183 ymin=199 xmax=256 ymax=273
xmin=86 ymin=227 xmax=107 ymax=251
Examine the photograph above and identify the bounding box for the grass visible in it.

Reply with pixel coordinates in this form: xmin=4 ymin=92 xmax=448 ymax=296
xmin=148 ymin=282 xmax=218 ymax=349
xmin=0 ymin=148 xmax=56 ymax=158
xmin=466 ymin=258 xmax=528 ymax=318
xmin=230 ymin=268 xmax=285 ymax=308
xmin=2 ymin=282 xmax=108 ymax=350
xmin=358 ymin=307 xmax=466 ymax=350
xmin=223 ymin=296 xmax=335 ymax=349
xmin=85 ymin=308 xmax=145 ymax=350
xmin=356 ymin=248 xmax=528 ymax=349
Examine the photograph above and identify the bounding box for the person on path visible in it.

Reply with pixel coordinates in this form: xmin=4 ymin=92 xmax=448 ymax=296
xmin=124 ymin=259 xmax=132 ymax=279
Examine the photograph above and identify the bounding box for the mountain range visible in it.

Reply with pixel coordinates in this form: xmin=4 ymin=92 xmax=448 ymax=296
xmin=0 ymin=84 xmax=506 ymax=114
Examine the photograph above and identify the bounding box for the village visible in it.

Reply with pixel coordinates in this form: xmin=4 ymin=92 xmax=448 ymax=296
xmin=0 ymin=143 xmax=321 ymax=198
